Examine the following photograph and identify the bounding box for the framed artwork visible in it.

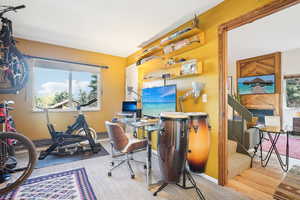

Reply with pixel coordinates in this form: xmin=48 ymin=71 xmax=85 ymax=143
xmin=237 ymin=74 xmax=275 ymax=95
xmin=285 ymin=76 xmax=300 ymax=108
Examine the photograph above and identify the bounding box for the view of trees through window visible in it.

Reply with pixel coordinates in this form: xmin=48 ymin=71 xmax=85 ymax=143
xmin=34 ymin=67 xmax=99 ymax=109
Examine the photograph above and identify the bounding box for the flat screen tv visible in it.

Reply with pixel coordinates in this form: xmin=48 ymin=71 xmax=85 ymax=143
xmin=142 ymin=85 xmax=177 ymax=117
xmin=238 ymin=74 xmax=275 ymax=95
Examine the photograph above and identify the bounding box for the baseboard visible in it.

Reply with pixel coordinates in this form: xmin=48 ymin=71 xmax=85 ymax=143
xmin=151 ymin=149 xmax=218 ymax=184
xmin=196 ymin=173 xmax=218 ymax=184
xmin=32 ymin=132 xmax=109 ymax=147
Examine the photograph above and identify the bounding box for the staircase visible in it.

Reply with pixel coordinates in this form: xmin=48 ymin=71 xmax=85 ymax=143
xmin=227 ymin=94 xmax=253 ymax=179
xmin=228 ymin=139 xmax=251 ymax=179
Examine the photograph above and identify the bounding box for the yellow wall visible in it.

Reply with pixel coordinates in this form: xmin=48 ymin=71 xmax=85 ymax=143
xmin=127 ymin=0 xmax=275 ymax=179
xmin=0 ymin=39 xmax=127 ymax=140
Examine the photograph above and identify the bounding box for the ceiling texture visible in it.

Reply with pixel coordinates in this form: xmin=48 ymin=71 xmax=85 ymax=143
xmin=2 ymin=0 xmax=223 ymax=57
xmin=228 ymin=3 xmax=300 ymax=64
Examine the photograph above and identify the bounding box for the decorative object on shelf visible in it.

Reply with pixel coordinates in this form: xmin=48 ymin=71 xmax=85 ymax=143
xmin=179 ymin=82 xmax=205 ymax=112
xmin=164 ymin=57 xmax=186 ymax=68
xmin=166 ymin=58 xmax=176 ymax=66
xmin=180 ymin=59 xmax=198 ymax=75
xmin=186 ymin=112 xmax=210 ymax=173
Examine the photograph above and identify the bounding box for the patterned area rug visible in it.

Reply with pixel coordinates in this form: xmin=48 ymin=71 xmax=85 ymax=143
xmin=0 ymin=168 xmax=97 ymax=200
xmin=274 ymin=165 xmax=300 ymax=200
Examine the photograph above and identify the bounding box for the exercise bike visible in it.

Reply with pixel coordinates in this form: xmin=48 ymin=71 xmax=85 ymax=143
xmin=38 ymin=99 xmax=101 ymax=160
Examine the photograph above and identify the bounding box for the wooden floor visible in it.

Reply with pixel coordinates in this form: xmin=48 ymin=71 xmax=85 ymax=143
xmin=227 ymin=153 xmax=295 ymax=200
xmin=28 ymin=140 xmax=249 ymax=200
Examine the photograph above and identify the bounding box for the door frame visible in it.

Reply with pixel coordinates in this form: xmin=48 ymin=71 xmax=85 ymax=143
xmin=218 ymin=0 xmax=300 ymax=186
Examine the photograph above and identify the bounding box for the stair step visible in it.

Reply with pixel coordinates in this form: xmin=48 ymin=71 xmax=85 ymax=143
xmin=228 ymin=179 xmax=274 ymax=200
xmin=228 ymin=152 xmax=251 ymax=179
xmin=228 ymin=139 xmax=237 ymax=155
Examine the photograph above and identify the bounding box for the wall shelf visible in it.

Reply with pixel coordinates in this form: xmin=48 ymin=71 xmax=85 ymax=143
xmin=143 ymin=60 xmax=203 ymax=82
xmin=143 ymin=72 xmax=201 ymax=82
xmin=162 ymin=32 xmax=205 ymax=59
xmin=160 ymin=28 xmax=203 ymax=47
xmin=136 ymin=27 xmax=205 ymax=64
xmin=170 ymin=73 xmax=201 ymax=80
xmin=137 ymin=46 xmax=162 ymax=60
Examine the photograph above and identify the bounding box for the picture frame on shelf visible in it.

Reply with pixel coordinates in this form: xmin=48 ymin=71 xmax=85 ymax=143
xmin=180 ymin=59 xmax=197 ymax=75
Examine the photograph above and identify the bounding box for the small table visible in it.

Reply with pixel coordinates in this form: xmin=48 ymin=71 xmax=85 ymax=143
xmin=251 ymin=126 xmax=290 ymax=172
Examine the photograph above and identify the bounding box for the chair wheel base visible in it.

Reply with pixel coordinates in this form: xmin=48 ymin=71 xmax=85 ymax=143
xmin=108 ymin=172 xmax=112 ymax=177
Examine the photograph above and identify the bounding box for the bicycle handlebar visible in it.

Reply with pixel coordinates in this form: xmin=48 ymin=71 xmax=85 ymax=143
xmin=0 ymin=5 xmax=25 ymax=16
xmin=79 ymin=99 xmax=97 ymax=107
xmin=14 ymin=5 xmax=26 ymax=10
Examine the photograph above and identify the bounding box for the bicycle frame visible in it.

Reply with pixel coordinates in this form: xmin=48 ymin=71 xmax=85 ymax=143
xmin=0 ymin=5 xmax=28 ymax=94
xmin=0 ymin=101 xmax=16 ymax=132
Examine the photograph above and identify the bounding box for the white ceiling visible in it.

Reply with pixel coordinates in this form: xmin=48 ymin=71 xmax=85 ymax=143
xmin=3 ymin=0 xmax=223 ymax=57
xmin=228 ymin=3 xmax=300 ymax=64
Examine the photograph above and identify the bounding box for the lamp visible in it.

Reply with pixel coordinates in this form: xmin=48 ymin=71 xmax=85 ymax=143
xmin=127 ymin=86 xmax=141 ymax=102
xmin=179 ymin=82 xmax=205 ymax=112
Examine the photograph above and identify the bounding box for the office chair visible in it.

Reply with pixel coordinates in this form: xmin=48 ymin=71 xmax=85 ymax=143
xmin=105 ymin=121 xmax=147 ymax=179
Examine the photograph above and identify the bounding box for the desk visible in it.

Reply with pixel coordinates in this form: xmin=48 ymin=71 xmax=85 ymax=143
xmin=116 ymin=118 xmax=159 ymax=187
xmin=251 ymin=126 xmax=290 ymax=172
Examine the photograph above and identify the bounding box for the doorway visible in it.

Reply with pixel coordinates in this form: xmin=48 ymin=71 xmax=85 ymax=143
xmin=218 ymin=0 xmax=300 ymax=189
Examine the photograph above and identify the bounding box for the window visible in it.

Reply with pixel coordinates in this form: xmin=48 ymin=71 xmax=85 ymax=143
xmin=32 ymin=59 xmax=101 ymax=111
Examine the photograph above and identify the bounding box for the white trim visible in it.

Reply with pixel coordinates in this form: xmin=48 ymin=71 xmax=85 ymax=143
xmin=195 ymin=173 xmax=218 ymax=184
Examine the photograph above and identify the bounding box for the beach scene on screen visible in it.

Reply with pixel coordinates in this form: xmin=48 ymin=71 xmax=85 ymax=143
xmin=142 ymin=85 xmax=176 ymax=117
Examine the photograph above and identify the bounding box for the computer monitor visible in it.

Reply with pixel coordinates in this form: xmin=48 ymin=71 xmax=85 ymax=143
xmin=142 ymin=85 xmax=177 ymax=117
xmin=122 ymin=101 xmax=137 ymax=113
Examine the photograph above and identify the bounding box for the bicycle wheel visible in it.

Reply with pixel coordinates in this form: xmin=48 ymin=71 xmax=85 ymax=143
xmin=0 ymin=132 xmax=37 ymax=195
xmin=0 ymin=46 xmax=29 ymax=94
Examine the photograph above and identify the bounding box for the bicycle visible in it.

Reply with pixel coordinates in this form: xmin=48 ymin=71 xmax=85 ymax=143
xmin=0 ymin=5 xmax=29 ymax=94
xmin=0 ymin=100 xmax=37 ymax=195
xmin=38 ymin=99 xmax=101 ymax=160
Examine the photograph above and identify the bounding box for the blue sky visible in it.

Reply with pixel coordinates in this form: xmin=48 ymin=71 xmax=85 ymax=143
xmin=238 ymin=74 xmax=275 ymax=84
xmin=34 ymin=67 xmax=95 ymax=98
xmin=142 ymin=85 xmax=176 ymax=103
